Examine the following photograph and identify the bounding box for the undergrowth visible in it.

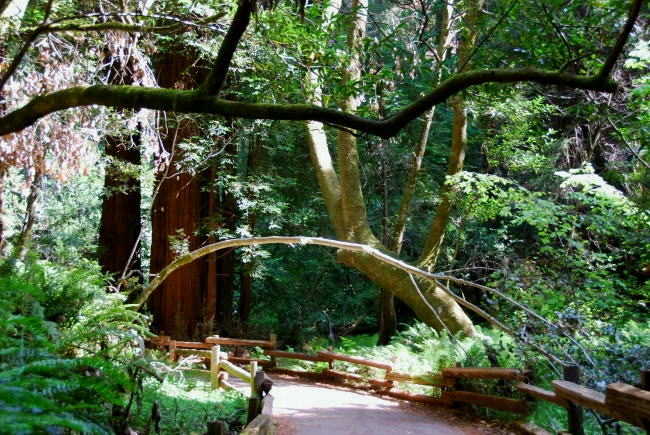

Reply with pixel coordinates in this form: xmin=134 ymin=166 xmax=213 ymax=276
xmin=130 ymin=375 xmax=247 ymax=434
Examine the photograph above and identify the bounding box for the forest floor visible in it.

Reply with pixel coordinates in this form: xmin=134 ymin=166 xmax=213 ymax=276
xmin=263 ymin=375 xmax=521 ymax=434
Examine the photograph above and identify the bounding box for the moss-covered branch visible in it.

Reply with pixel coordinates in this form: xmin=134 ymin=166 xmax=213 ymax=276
xmin=0 ymin=68 xmax=616 ymax=139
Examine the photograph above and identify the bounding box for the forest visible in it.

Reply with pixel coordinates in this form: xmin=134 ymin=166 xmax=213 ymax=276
xmin=0 ymin=0 xmax=648 ymax=432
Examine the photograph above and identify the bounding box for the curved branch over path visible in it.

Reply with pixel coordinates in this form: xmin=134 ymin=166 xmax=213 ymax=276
xmin=133 ymin=236 xmax=547 ymax=329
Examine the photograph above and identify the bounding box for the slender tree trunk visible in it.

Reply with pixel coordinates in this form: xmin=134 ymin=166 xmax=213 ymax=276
xmin=13 ymin=168 xmax=42 ymax=260
xmin=419 ymin=0 xmax=483 ymax=271
xmin=377 ymin=3 xmax=455 ymax=343
xmin=377 ymin=96 xmax=396 ymax=345
xmin=418 ymin=99 xmax=468 ymax=270
xmin=0 ymin=165 xmax=5 ymax=255
xmin=237 ymin=136 xmax=261 ymax=329
xmin=304 ymin=0 xmax=476 ymax=335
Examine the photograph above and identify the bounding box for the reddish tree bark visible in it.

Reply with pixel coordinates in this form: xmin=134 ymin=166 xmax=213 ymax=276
xmin=98 ymin=135 xmax=141 ymax=278
xmin=98 ymin=42 xmax=142 ymax=280
xmin=148 ymin=47 xmax=218 ymax=337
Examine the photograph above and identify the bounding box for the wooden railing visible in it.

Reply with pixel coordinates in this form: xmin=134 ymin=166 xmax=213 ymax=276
xmin=147 ymin=335 xmax=650 ymax=434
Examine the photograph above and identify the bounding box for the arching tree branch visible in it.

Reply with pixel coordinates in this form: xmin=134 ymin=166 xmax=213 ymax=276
xmin=0 ymin=68 xmax=617 ymax=139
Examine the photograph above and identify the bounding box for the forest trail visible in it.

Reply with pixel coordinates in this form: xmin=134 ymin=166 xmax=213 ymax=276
xmin=267 ymin=376 xmax=515 ymax=435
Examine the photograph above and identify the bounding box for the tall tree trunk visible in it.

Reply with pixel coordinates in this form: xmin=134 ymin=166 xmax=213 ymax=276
xmin=98 ymin=42 xmax=142 ymax=282
xmin=214 ymin=136 xmax=238 ymax=333
xmin=149 ymin=47 xmax=216 ymax=338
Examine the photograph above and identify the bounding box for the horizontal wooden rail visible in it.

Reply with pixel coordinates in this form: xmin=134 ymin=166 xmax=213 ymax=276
xmin=317 ymin=350 xmax=393 ymax=371
xmin=323 ymin=369 xmax=364 ymax=383
xmin=174 ymin=340 xmax=214 ymax=349
xmin=516 ymin=382 xmax=569 ymax=409
xmin=229 ymin=356 xmax=274 ymax=368
xmin=219 ymin=360 xmax=252 ymax=382
xmin=606 ymin=383 xmax=650 ymax=422
xmin=386 ymin=371 xmax=450 ymax=387
xmin=176 ymin=349 xmax=212 ymax=359
xmin=442 ymin=367 xmax=529 ymax=380
xmin=384 ymin=390 xmax=449 ymax=405
xmin=148 ymin=335 xmax=170 ymax=346
xmin=444 ymin=391 xmax=530 ymax=414
xmin=264 ymin=350 xmax=328 ymax=363
xmin=220 ymin=379 xmax=236 ymax=392
xmin=267 ymin=368 xmax=326 ymax=380
xmin=552 ymin=381 xmax=609 ymax=415
xmin=368 ymin=378 xmax=394 ymax=389
xmin=207 ymin=336 xmax=275 ymax=349
xmin=552 ymin=380 xmax=649 ymax=428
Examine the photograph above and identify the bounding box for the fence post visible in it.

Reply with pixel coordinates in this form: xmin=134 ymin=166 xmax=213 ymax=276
xmin=250 ymin=360 xmax=258 ymax=397
xmin=211 ymin=345 xmax=221 ymax=390
xmin=327 ymin=346 xmax=334 ymax=370
xmin=247 ymin=360 xmax=260 ymax=424
xmin=169 ymin=340 xmax=177 ymax=362
xmin=641 ymin=370 xmax=650 ymax=432
xmin=563 ymin=365 xmax=584 ymax=435
xmin=206 ymin=420 xmax=225 ymax=435
xmin=269 ymin=333 xmax=277 ymax=367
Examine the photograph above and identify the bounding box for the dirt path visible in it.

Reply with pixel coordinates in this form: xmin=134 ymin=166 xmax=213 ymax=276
xmin=268 ymin=376 xmax=516 ymax=435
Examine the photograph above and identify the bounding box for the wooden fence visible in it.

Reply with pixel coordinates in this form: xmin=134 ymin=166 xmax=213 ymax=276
xmin=147 ymin=335 xmax=650 ymax=434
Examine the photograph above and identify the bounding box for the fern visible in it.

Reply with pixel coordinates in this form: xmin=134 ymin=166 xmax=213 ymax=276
xmin=0 ymin=258 xmax=152 ymax=433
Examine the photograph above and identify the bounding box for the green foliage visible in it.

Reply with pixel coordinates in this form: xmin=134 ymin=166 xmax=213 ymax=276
xmin=130 ymin=376 xmax=246 ymax=434
xmin=0 ymin=258 xmax=150 ymax=434
xmin=475 ymin=95 xmax=558 ymax=176
xmin=1 ymin=256 xmax=106 ymax=324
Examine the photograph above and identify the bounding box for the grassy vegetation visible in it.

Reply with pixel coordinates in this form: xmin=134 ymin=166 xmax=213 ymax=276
xmin=130 ymin=376 xmax=247 ymax=434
